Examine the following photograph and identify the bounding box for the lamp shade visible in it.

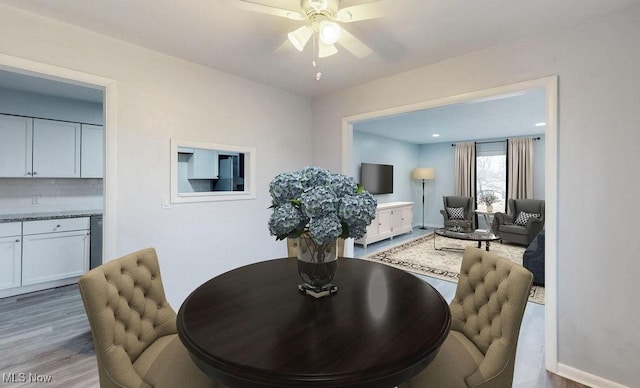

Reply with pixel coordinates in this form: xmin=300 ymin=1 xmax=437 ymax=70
xmin=411 ymin=167 xmax=435 ymax=180
xmin=318 ymin=41 xmax=338 ymax=58
xmin=288 ymin=25 xmax=313 ymax=51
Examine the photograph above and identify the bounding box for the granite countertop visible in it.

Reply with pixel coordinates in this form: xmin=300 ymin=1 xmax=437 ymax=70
xmin=0 ymin=210 xmax=103 ymax=223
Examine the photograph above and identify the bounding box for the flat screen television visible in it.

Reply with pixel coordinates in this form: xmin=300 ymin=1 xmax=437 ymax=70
xmin=360 ymin=163 xmax=393 ymax=194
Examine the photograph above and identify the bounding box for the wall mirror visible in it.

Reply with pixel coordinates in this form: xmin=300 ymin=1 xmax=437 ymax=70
xmin=170 ymin=139 xmax=256 ymax=203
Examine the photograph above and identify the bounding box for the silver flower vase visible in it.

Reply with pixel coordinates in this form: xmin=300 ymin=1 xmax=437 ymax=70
xmin=296 ymin=234 xmax=338 ymax=297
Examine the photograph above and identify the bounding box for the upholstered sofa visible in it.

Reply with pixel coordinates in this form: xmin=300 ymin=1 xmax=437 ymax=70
xmin=523 ymin=229 xmax=545 ymax=286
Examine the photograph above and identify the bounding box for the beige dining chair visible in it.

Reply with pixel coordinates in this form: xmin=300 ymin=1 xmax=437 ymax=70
xmin=400 ymin=246 xmax=533 ymax=388
xmin=78 ymin=247 xmax=223 ymax=388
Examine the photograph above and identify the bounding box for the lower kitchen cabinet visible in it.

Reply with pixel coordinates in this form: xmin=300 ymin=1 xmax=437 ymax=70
xmin=0 ymin=222 xmax=22 ymax=291
xmin=21 ymin=217 xmax=90 ymax=287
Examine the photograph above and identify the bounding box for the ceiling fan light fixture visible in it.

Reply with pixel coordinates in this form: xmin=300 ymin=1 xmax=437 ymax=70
xmin=336 ymin=10 xmax=352 ymax=22
xmin=319 ymin=20 xmax=341 ymax=44
xmin=288 ymin=25 xmax=313 ymax=51
xmin=318 ymin=41 xmax=338 ymax=58
xmin=309 ymin=0 xmax=328 ymax=11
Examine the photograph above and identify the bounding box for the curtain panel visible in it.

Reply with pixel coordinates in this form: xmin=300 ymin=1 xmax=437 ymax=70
xmin=454 ymin=142 xmax=475 ymax=197
xmin=507 ymin=138 xmax=534 ymax=200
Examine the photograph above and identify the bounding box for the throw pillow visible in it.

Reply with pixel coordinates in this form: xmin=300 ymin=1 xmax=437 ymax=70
xmin=447 ymin=207 xmax=465 ymax=220
xmin=514 ymin=211 xmax=540 ymax=226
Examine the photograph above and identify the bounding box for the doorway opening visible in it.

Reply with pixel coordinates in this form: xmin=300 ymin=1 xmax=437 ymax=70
xmin=0 ymin=56 xmax=117 ymax=269
xmin=341 ymin=76 xmax=558 ymax=372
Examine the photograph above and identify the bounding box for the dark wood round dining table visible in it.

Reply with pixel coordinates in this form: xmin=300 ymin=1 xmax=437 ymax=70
xmin=177 ymin=258 xmax=451 ymax=388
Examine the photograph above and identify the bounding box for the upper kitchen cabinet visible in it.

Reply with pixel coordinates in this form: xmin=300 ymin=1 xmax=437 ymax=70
xmin=81 ymin=124 xmax=104 ymax=178
xmin=0 ymin=114 xmax=102 ymax=178
xmin=188 ymin=148 xmax=219 ymax=179
xmin=32 ymin=119 xmax=81 ymax=178
xmin=0 ymin=114 xmax=33 ymax=177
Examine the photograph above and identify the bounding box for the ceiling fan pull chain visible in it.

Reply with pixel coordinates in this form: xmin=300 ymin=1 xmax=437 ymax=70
xmin=312 ymin=32 xmax=322 ymax=80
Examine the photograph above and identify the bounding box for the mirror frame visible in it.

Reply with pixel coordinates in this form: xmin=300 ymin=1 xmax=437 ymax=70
xmin=170 ymin=139 xmax=256 ymax=203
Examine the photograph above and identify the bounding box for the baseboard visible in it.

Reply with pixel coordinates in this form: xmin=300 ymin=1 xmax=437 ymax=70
xmin=556 ymin=363 xmax=628 ymax=388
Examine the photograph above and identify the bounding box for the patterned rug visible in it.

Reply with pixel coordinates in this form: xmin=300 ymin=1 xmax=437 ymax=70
xmin=362 ymin=233 xmax=545 ymax=305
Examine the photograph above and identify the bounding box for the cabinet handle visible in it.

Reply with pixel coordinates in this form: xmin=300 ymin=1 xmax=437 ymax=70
xmin=33 ymin=172 xmax=38 ymax=175
xmin=56 ymin=224 xmax=61 ymax=228
xmin=26 ymin=172 xmax=32 ymax=176
xmin=16 ymin=239 xmax=20 ymax=242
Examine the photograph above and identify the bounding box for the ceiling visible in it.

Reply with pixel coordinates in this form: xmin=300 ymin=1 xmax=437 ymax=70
xmin=0 ymin=0 xmax=638 ymax=98
xmin=354 ymin=88 xmax=546 ymax=144
xmin=0 ymin=69 xmax=103 ymax=103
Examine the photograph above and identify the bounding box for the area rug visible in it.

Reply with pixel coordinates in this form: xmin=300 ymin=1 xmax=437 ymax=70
xmin=362 ymin=233 xmax=545 ymax=305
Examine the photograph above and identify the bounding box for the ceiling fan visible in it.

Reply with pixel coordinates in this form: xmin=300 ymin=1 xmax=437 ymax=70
xmin=233 ymin=0 xmax=383 ymax=78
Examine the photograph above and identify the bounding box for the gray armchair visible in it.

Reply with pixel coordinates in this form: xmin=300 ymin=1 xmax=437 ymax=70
xmin=493 ymin=198 xmax=545 ymax=245
xmin=440 ymin=196 xmax=475 ymax=231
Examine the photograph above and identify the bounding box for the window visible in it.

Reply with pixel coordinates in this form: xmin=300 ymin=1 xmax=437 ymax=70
xmin=476 ymin=142 xmax=506 ymax=212
xmin=170 ymin=139 xmax=256 ymax=203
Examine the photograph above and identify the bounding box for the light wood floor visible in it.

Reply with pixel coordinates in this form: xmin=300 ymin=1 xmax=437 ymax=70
xmin=0 ymin=284 xmax=98 ymax=388
xmin=0 ymin=273 xmax=587 ymax=387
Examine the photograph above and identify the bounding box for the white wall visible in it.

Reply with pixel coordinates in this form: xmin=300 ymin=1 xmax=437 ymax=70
xmin=312 ymin=5 xmax=640 ymax=387
xmin=0 ymin=5 xmax=313 ymax=308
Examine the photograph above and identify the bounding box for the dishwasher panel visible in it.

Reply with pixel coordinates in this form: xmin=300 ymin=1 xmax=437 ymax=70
xmin=90 ymin=215 xmax=103 ymax=269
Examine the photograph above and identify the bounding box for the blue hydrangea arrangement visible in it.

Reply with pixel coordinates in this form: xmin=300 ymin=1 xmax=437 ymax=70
xmin=268 ymin=167 xmax=377 ymax=245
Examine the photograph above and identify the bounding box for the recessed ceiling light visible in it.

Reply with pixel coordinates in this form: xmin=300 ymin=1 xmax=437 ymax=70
xmin=535 ymin=122 xmax=546 ymax=127
xmin=432 ymin=134 xmax=440 ymax=137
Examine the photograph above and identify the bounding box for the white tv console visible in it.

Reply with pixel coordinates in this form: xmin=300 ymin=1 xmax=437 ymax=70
xmin=355 ymin=201 xmax=414 ymax=248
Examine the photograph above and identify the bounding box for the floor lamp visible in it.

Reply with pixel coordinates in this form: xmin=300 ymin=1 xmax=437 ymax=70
xmin=411 ymin=167 xmax=435 ymax=229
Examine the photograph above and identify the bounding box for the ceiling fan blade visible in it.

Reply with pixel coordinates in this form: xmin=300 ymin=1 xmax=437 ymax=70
xmin=232 ymin=0 xmax=305 ymax=20
xmin=336 ymin=1 xmax=384 ymax=22
xmin=337 ymin=28 xmax=373 ymax=58
xmin=318 ymin=41 xmax=338 ymax=58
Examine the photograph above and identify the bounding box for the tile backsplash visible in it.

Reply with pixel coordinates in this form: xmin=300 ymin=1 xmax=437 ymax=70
xmin=0 ymin=178 xmax=103 ymax=215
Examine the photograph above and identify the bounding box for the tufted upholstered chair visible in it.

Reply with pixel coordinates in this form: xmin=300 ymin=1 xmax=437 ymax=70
xmin=400 ymin=246 xmax=533 ymax=388
xmin=78 ymin=248 xmax=223 ymax=388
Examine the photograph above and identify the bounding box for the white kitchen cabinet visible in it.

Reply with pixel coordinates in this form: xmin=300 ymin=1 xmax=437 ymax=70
xmin=0 ymin=222 xmax=22 ymax=291
xmin=22 ymin=217 xmax=89 ymax=286
xmin=188 ymin=148 xmax=219 ymax=179
xmin=355 ymin=202 xmax=414 ymax=247
xmin=32 ymin=119 xmax=81 ymax=178
xmin=81 ymin=124 xmax=104 ymax=178
xmin=1 ymin=114 xmax=101 ymax=179
xmin=0 ymin=114 xmax=33 ymax=177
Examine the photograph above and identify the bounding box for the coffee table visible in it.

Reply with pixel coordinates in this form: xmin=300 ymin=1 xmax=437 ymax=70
xmin=434 ymin=228 xmax=501 ymax=251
